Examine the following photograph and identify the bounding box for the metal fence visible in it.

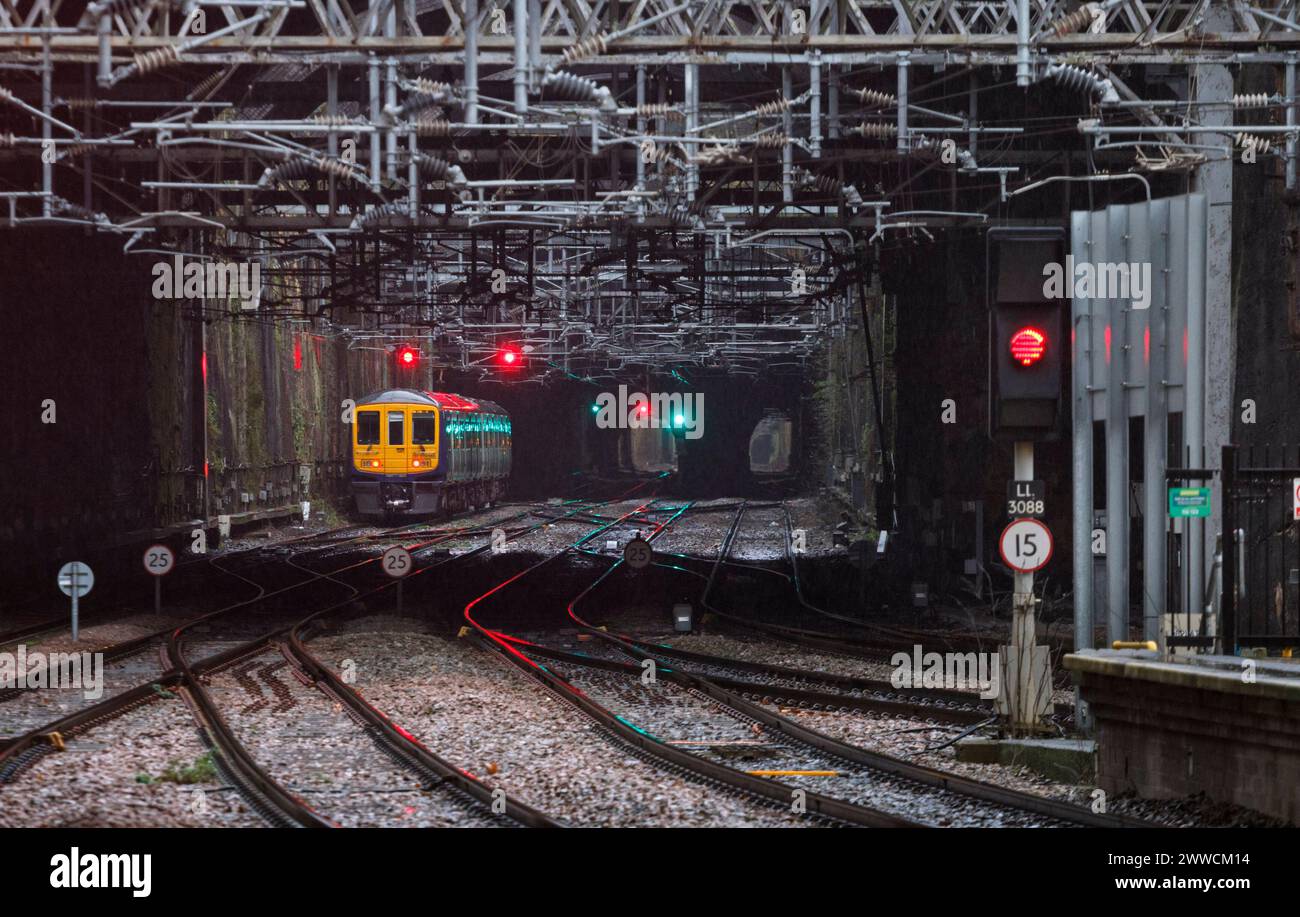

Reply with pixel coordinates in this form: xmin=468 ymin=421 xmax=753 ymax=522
xmin=1164 ymin=460 xmax=1218 ymax=652
xmin=1222 ymin=444 xmax=1300 ymax=653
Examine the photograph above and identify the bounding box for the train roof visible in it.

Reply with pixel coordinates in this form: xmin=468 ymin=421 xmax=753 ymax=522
xmin=356 ymin=389 xmax=508 ymax=415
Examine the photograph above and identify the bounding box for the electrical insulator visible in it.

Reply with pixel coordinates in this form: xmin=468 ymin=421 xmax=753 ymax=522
xmin=850 ymin=121 xmax=899 ymax=140
xmin=260 ymin=155 xmax=356 ymax=188
xmin=351 ymin=202 xmax=422 ymax=231
xmin=411 ymin=77 xmax=454 ymax=98
xmin=310 ymin=113 xmax=360 ymax=127
xmin=695 ymin=145 xmax=749 ymax=167
xmin=1232 ymin=93 xmax=1274 ymax=109
xmin=392 ymin=95 xmax=443 ymax=121
xmin=1049 ymin=3 xmax=1101 ymax=36
xmin=754 ymin=97 xmax=792 ymax=117
xmin=636 ymin=103 xmax=685 ymax=120
xmin=543 ymin=71 xmax=598 ymax=103
xmin=855 ymin=88 xmax=897 ymax=108
xmin=57 ymin=142 xmax=96 ymax=160
xmin=188 ymin=69 xmax=228 ymax=101
xmin=796 ymin=169 xmax=840 ymax=194
xmin=562 ymin=33 xmax=609 ymax=65
xmin=410 ymin=114 xmax=452 ymax=137
xmin=52 ymin=197 xmax=105 ymax=223
xmin=1045 ymin=63 xmax=1119 ymax=104
xmin=1236 ymin=132 xmax=1273 ymax=155
xmin=132 ymin=45 xmax=182 ymax=75
xmin=411 ymin=153 xmax=470 ymax=193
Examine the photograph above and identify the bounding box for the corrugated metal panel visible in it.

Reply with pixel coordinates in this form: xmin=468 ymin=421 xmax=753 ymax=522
xmin=1071 ymin=192 xmax=1206 ymax=421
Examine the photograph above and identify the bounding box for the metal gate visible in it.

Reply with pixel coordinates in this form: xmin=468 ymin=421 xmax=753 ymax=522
xmin=1222 ymin=444 xmax=1300 ymax=653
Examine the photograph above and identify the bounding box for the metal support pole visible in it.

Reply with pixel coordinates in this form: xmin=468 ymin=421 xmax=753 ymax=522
xmin=685 ymin=62 xmax=699 ymax=200
xmin=97 ymin=12 xmax=112 ymax=87
xmin=1195 ymin=4 xmax=1234 ymax=620
xmin=809 ymin=0 xmax=822 ymax=157
xmin=385 ymin=53 xmax=398 ymax=181
xmin=368 ymin=55 xmax=382 ymax=190
xmin=1016 ymin=0 xmax=1032 ymax=87
xmin=527 ymin=0 xmax=541 ymax=91
xmin=465 ymin=0 xmax=479 ymax=124
xmin=782 ymin=65 xmax=793 ymax=202
xmin=326 ymin=64 xmax=338 ymax=216
xmin=827 ymin=0 xmax=839 ymax=139
xmin=1105 ymin=261 xmax=1129 ymax=646
xmin=1143 ymin=206 xmax=1169 ymax=646
xmin=155 ymin=576 xmax=162 ymax=616
xmin=42 ymin=36 xmax=52 ymax=217
xmin=968 ymin=71 xmax=978 ymax=158
xmin=71 ymin=590 xmax=78 ymax=642
xmin=513 ymin=0 xmax=528 ymax=114
xmin=1220 ymin=444 xmax=1237 ymax=653
xmin=896 ymin=53 xmax=909 ymax=154
xmin=1070 ymin=211 xmax=1094 ymax=728
xmin=1009 ymin=440 xmax=1048 ymax=731
xmin=82 ymin=63 xmax=93 ymax=225
xmin=635 ymin=64 xmax=646 ymax=190
xmin=408 ymin=131 xmax=418 ymax=214
xmin=1287 ymin=55 xmax=1297 ymax=192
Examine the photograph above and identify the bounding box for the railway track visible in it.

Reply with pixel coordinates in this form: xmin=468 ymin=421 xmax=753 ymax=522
xmin=0 ymin=505 xmax=594 ymax=825
xmin=466 ymin=496 xmax=922 ymax=827
xmin=551 ymin=500 xmax=1148 ymax=829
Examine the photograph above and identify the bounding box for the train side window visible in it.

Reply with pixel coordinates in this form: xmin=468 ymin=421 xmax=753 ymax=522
xmin=387 ymin=411 xmax=405 ymax=445
xmin=357 ymin=411 xmax=380 ymax=445
xmin=413 ymin=411 xmax=437 ymax=444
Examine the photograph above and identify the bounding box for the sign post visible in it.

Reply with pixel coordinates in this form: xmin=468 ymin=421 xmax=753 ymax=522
xmin=998 ymin=442 xmax=1055 ymax=733
xmin=57 ymin=561 xmax=94 ymax=642
xmin=382 ymin=545 xmax=413 ymax=613
xmin=1292 ymin=479 xmax=1300 ymax=521
xmin=143 ymin=544 xmax=176 ymax=614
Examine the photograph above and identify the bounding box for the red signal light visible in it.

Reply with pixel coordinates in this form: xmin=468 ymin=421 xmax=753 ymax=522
xmin=396 ymin=345 xmax=419 ymax=368
xmin=1009 ymin=327 xmax=1047 ymax=367
xmin=497 ymin=346 xmax=522 ymax=368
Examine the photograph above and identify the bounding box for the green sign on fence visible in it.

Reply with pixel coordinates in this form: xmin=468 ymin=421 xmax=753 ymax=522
xmin=1168 ymin=487 xmax=1212 ymax=518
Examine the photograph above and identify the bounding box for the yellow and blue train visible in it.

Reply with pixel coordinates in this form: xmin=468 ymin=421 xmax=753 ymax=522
xmin=351 ymin=389 xmax=512 ymax=518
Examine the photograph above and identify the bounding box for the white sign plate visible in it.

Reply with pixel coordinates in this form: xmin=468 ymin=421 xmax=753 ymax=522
xmin=143 ymin=544 xmax=176 ymax=577
xmin=623 ymin=537 xmax=653 ymax=570
xmin=382 ymin=545 xmax=413 ymax=578
xmin=998 ymin=518 xmax=1053 ymax=574
xmin=57 ymin=561 xmax=95 ymax=597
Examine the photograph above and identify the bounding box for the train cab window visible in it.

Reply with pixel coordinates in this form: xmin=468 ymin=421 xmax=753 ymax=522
xmin=357 ymin=411 xmax=380 ymax=445
xmin=387 ymin=411 xmax=405 ymax=445
xmin=413 ymin=411 xmax=437 ymax=444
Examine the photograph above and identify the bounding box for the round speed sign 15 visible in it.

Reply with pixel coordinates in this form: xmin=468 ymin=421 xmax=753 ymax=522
xmin=998 ymin=518 xmax=1053 ymax=573
xmin=143 ymin=544 xmax=176 ymax=577
xmin=382 ymin=545 xmax=413 ymax=578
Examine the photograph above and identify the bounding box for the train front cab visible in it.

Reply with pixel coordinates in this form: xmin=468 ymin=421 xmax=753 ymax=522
xmin=352 ymin=400 xmax=442 ymax=516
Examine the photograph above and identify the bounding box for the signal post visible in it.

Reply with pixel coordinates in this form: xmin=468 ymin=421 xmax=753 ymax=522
xmin=988 ymin=229 xmax=1066 ymax=735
